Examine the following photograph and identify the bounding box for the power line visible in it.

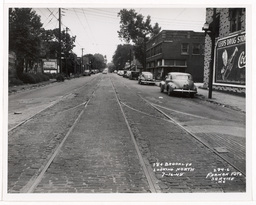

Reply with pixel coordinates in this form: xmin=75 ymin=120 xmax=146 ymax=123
xmin=81 ymin=9 xmax=96 ymax=43
xmin=72 ymin=8 xmax=94 ymax=43
xmin=47 ymin=8 xmax=59 ymax=22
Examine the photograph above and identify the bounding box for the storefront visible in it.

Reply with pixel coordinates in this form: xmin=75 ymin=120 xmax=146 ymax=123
xmin=214 ymin=31 xmax=245 ymax=88
xmin=203 ymin=8 xmax=246 ymax=95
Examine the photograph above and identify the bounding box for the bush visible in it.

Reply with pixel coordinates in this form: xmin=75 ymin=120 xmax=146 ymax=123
xmin=19 ymin=73 xmax=50 ymax=84
xmin=20 ymin=73 xmax=37 ymax=84
xmin=9 ymin=78 xmax=24 ymax=86
xmin=44 ymin=72 xmax=57 ymax=79
xmin=56 ymin=74 xmax=65 ymax=82
xmin=37 ymin=73 xmax=50 ymax=81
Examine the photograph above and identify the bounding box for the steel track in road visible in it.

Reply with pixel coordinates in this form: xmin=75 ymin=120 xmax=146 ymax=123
xmin=16 ymin=75 xmax=159 ymax=193
xmin=19 ymin=77 xmax=102 ymax=193
xmin=112 ymin=77 xmax=245 ymax=176
xmin=137 ymin=94 xmax=246 ymax=177
xmin=8 ymin=76 xmax=99 ymax=133
xmin=110 ymin=78 xmax=161 ymax=193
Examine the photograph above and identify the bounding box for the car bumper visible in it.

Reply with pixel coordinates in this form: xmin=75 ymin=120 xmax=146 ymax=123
xmin=173 ymin=89 xmax=197 ymax=93
xmin=141 ymin=80 xmax=155 ymax=84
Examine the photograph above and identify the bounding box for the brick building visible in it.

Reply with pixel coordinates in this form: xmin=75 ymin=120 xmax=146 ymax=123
xmin=203 ymin=8 xmax=246 ymax=94
xmin=146 ymin=30 xmax=205 ymax=82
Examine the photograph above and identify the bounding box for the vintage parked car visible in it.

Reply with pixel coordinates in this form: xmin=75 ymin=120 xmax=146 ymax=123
xmin=160 ymin=72 xmax=197 ymax=97
xmin=117 ymin=70 xmax=124 ymax=76
xmin=83 ymin=69 xmax=91 ymax=76
xmin=138 ymin=72 xmax=155 ymax=85
xmin=124 ymin=70 xmax=132 ymax=78
xmin=129 ymin=71 xmax=140 ymax=80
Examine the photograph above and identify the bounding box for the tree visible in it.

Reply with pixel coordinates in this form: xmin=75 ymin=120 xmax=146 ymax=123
xmin=93 ymin=53 xmax=106 ymax=71
xmin=112 ymin=44 xmax=133 ymax=70
xmin=41 ymin=28 xmax=76 ymax=75
xmin=9 ymin=8 xmax=43 ymax=76
xmin=118 ymin=9 xmax=161 ymax=69
xmin=83 ymin=53 xmax=106 ymax=72
xmin=107 ymin=62 xmax=115 ymax=73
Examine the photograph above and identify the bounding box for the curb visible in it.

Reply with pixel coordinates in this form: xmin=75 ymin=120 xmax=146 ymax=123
xmin=196 ymin=93 xmax=245 ymax=113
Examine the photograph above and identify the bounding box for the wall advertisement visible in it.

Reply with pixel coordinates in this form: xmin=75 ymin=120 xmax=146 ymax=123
xmin=214 ymin=31 xmax=245 ymax=87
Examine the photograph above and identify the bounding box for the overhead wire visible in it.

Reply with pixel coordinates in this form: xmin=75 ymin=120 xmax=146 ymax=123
xmin=72 ymin=8 xmax=94 ymax=44
xmin=69 ymin=8 xmax=203 ymax=27
xmin=81 ymin=8 xmax=97 ymax=43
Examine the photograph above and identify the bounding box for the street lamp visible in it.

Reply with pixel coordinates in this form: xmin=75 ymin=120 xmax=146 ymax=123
xmin=202 ymin=8 xmax=217 ymax=99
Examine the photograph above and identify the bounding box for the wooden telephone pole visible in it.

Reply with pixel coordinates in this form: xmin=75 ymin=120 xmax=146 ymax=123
xmin=59 ymin=8 xmax=62 ymax=74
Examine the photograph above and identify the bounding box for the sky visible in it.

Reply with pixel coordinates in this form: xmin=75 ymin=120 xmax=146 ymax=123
xmin=32 ymin=7 xmax=206 ymax=63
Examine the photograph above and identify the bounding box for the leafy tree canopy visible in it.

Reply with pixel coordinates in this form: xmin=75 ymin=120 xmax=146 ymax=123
xmin=107 ymin=62 xmax=115 ymax=73
xmin=41 ymin=28 xmax=76 ymax=59
xmin=9 ymin=8 xmax=43 ymax=60
xmin=83 ymin=53 xmax=106 ymax=71
xmin=112 ymin=44 xmax=133 ymax=70
xmin=117 ymin=9 xmax=161 ymax=68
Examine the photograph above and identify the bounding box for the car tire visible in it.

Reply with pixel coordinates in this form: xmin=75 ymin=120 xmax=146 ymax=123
xmin=160 ymin=85 xmax=164 ymax=93
xmin=190 ymin=93 xmax=195 ymax=98
xmin=167 ymin=88 xmax=172 ymax=96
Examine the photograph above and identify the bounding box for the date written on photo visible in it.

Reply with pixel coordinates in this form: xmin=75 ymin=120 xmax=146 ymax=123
xmin=206 ymin=168 xmax=243 ymax=183
xmin=152 ymin=162 xmax=195 ymax=177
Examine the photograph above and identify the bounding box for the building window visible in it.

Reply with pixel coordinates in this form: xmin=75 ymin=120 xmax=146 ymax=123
xmin=146 ymin=50 xmax=150 ymax=58
xmin=175 ymin=60 xmax=187 ymax=66
xmin=165 ymin=59 xmax=175 ymax=66
xmin=157 ymin=60 xmax=162 ymax=66
xmin=192 ymin=43 xmax=200 ymax=55
xmin=181 ymin=43 xmax=189 ymax=54
xmin=165 ymin=59 xmax=187 ymax=67
xmin=151 ymin=49 xmax=154 ymax=56
xmin=155 ymin=44 xmax=162 ymax=55
xmin=229 ymin=8 xmax=243 ymax=33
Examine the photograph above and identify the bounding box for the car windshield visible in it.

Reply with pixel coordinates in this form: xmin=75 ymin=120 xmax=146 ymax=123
xmin=143 ymin=73 xmax=153 ymax=78
xmin=172 ymin=75 xmax=191 ymax=80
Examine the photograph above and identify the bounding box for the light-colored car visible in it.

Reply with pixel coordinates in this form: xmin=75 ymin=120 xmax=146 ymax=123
xmin=83 ymin=69 xmax=91 ymax=76
xmin=124 ymin=71 xmax=132 ymax=78
xmin=102 ymin=69 xmax=108 ymax=74
xmin=117 ymin=70 xmax=124 ymax=76
xmin=160 ymin=72 xmax=197 ymax=98
xmin=138 ymin=72 xmax=155 ymax=85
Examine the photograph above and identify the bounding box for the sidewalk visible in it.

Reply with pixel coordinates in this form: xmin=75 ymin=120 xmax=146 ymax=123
xmin=155 ymin=81 xmax=245 ymax=113
xmin=195 ymin=83 xmax=245 ymax=113
xmin=8 ymin=79 xmax=57 ymax=94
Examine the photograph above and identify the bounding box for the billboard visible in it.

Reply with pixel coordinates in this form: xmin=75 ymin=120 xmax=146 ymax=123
xmin=214 ymin=31 xmax=245 ymax=87
xmin=42 ymin=59 xmax=58 ymax=73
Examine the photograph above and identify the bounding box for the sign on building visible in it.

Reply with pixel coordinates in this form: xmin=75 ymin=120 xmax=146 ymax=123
xmin=214 ymin=31 xmax=245 ymax=87
xmin=42 ymin=59 xmax=58 ymax=73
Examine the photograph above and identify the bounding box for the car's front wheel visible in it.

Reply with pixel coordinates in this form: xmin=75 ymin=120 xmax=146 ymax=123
xmin=160 ymin=85 xmax=164 ymax=92
xmin=190 ymin=93 xmax=195 ymax=98
xmin=167 ymin=87 xmax=172 ymax=96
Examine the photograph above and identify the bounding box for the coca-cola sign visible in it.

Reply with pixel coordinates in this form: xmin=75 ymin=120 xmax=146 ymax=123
xmin=214 ymin=31 xmax=245 ymax=86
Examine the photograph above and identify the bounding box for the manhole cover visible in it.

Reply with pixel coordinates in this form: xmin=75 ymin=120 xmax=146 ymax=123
xmin=214 ymin=147 xmax=229 ymax=153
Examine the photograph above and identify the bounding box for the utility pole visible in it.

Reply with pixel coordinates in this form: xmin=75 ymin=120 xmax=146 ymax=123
xmin=59 ymin=8 xmax=62 ymax=74
xmin=208 ymin=8 xmax=216 ymax=99
xmin=81 ymin=48 xmax=84 ymax=74
xmin=129 ymin=49 xmax=132 ymax=70
xmin=65 ymin=27 xmax=69 ymax=77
